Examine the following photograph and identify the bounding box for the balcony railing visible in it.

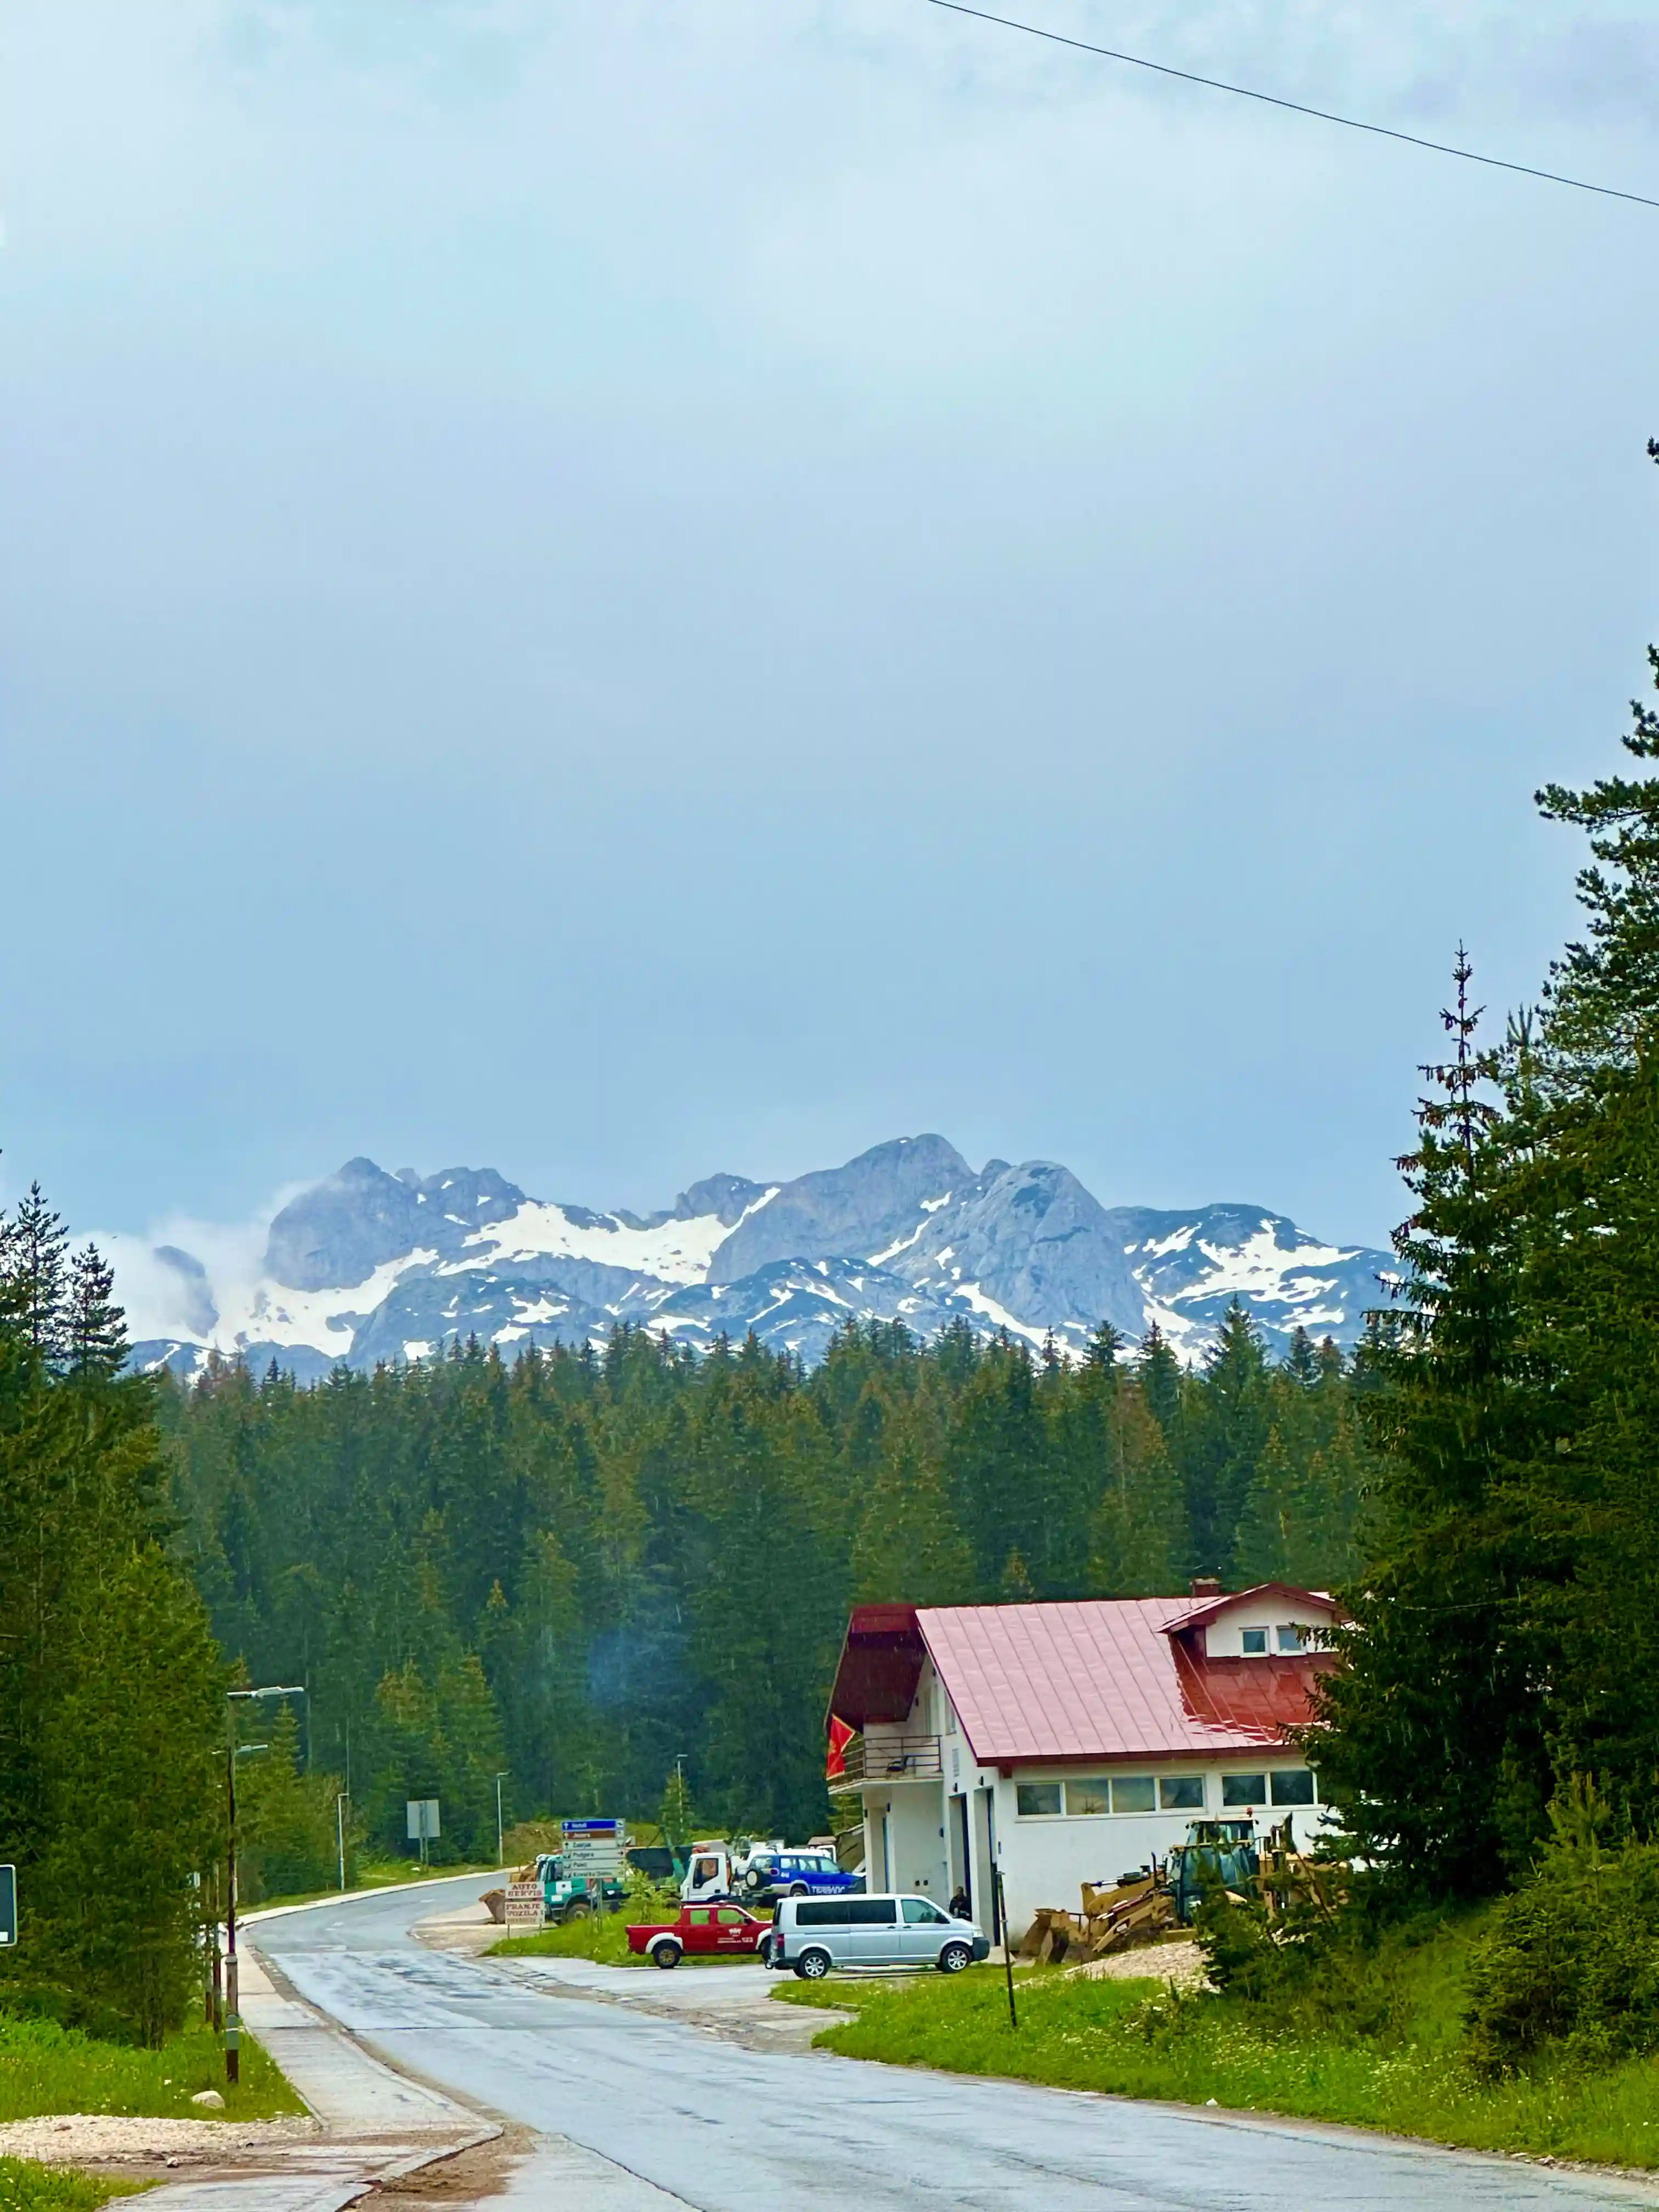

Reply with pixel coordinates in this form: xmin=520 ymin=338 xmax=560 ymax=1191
xmin=829 ymin=1733 xmax=943 ymax=1790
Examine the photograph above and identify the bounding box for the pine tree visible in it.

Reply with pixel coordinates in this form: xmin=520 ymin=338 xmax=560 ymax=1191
xmin=1315 ymin=952 xmax=1541 ymax=1892
xmin=1181 ymin=1300 xmax=1271 ymax=1579
xmin=1135 ymin=1323 xmax=1182 ymax=1432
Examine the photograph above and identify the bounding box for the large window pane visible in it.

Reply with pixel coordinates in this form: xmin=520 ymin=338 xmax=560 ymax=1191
xmin=1222 ymin=1773 xmax=1267 ymax=1807
xmin=1066 ymin=1779 xmax=1110 ymax=1816
xmin=847 ymin=1898 xmax=898 ymax=1925
xmin=1017 ymin=1782 xmax=1062 ymax=1817
xmin=1276 ymin=1624 xmax=1307 ymax=1652
xmin=1269 ymin=1769 xmax=1316 ymax=1806
xmin=1160 ymin=1776 xmax=1205 ymax=1810
xmin=1240 ymin=1628 xmax=1267 ymax=1655
xmin=1110 ymin=1775 xmax=1156 ymax=1814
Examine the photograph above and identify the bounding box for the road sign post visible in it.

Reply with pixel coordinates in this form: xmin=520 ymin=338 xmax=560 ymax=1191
xmin=406 ymin=1798 xmax=441 ymax=1865
xmin=0 ymin=1865 xmax=16 ymax=1949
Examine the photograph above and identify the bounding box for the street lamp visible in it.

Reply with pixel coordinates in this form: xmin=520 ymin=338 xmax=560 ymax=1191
xmin=492 ymin=1773 xmax=510 ymax=1869
xmin=336 ymin=1791 xmax=351 ymax=1893
xmin=224 ymin=1685 xmax=305 ymax=2087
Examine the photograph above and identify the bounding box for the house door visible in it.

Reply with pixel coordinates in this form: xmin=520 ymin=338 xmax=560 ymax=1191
xmin=950 ymin=1796 xmax=972 ymax=1914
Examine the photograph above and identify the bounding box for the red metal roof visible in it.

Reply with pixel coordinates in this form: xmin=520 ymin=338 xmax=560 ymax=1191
xmin=907 ymin=1596 xmax=1336 ymax=1765
xmin=824 ymin=1605 xmax=927 ymax=1729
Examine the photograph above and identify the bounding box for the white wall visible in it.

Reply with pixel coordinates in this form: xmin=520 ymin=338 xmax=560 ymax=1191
xmin=988 ymin=1760 xmax=1329 ymax=1939
xmin=1199 ymin=1595 xmax=1335 ymax=1657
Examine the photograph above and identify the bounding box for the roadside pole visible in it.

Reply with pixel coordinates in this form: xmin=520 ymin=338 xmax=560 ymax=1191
xmin=336 ymin=1791 xmax=351 ymax=1892
xmin=225 ymin=1684 xmax=305 ymax=2085
xmin=996 ymin=1867 xmax=1018 ymax=2030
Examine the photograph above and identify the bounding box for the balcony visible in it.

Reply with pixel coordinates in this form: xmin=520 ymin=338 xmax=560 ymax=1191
xmin=829 ymin=1732 xmax=943 ymax=1792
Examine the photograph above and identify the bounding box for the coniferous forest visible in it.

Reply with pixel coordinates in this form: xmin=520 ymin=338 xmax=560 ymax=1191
xmin=154 ymin=1308 xmax=1376 ymax=1871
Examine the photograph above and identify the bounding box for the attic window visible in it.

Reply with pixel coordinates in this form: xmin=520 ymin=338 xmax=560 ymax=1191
xmin=1277 ymin=1624 xmax=1308 ymax=1652
xmin=1240 ymin=1628 xmax=1268 ymax=1656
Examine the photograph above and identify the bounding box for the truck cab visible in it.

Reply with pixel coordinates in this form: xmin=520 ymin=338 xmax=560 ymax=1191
xmin=680 ymin=1840 xmax=860 ymax=1905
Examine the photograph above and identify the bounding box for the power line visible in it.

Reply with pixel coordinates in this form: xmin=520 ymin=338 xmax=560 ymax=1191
xmin=927 ymin=0 xmax=1659 ymax=213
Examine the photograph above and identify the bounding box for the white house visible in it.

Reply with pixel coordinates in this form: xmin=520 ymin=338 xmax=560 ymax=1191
xmin=825 ymin=1582 xmax=1341 ymax=1944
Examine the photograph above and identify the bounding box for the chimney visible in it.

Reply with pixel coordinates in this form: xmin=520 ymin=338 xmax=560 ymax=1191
xmin=1188 ymin=1576 xmax=1224 ymax=1600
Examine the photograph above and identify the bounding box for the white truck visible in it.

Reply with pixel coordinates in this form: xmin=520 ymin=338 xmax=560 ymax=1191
xmin=679 ymin=1839 xmax=860 ymax=1905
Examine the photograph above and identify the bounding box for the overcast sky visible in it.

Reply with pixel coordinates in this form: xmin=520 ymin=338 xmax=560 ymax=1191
xmin=3 ymin=0 xmax=1658 ymax=1255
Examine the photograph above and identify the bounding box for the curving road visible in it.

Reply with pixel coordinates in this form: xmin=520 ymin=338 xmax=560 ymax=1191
xmin=254 ymin=1875 xmax=1652 ymax=2211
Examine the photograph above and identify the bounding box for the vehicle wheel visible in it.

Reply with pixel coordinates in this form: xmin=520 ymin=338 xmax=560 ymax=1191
xmin=787 ymin=1882 xmax=809 ymax=1897
xmin=563 ymin=1898 xmax=592 ymax=1921
xmin=744 ymin=1870 xmax=763 ymax=1891
xmin=795 ymin=1948 xmax=832 ymax=1981
xmin=651 ymin=1941 xmax=682 ymax=1970
xmin=938 ymin=1942 xmax=972 ymax=1974
xmin=758 ymin=1934 xmax=772 ymax=1965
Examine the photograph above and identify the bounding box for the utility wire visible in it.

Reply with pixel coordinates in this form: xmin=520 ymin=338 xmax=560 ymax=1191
xmin=927 ymin=0 xmax=1659 ymax=212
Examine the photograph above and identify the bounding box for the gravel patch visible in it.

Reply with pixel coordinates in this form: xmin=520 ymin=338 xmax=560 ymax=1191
xmin=1064 ymin=1939 xmax=1208 ymax=1987
xmin=0 ymin=2114 xmax=322 ymax=2167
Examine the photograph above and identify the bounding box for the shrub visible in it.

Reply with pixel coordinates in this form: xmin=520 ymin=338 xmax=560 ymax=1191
xmin=1464 ymin=1831 xmax=1659 ymax=2073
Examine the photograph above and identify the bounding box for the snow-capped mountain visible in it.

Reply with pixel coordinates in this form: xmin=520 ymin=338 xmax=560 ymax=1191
xmin=115 ymin=1137 xmax=1396 ymax=1380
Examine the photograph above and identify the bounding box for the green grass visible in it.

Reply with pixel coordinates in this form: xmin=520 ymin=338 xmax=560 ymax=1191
xmin=0 ymin=2016 xmax=303 ymax=2125
xmin=0 ymin=2160 xmax=152 ymax=2212
xmin=772 ymin=1937 xmax=1659 ymax=2171
xmin=489 ymin=1914 xmax=641 ymax=1966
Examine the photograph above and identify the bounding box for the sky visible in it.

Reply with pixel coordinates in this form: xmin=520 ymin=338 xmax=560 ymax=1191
xmin=3 ymin=0 xmax=1659 ymax=1257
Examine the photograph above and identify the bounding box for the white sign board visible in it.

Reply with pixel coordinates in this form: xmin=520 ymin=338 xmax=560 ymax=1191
xmin=560 ymin=1819 xmax=625 ymax=1881
xmin=406 ymin=1798 xmax=441 ymax=1842
xmin=504 ymin=1879 xmax=543 ymax=1931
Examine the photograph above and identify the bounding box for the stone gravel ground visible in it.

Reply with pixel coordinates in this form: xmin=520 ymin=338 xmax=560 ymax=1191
xmin=0 ymin=2114 xmax=322 ymax=2169
xmin=1064 ymin=1938 xmax=1208 ymax=1985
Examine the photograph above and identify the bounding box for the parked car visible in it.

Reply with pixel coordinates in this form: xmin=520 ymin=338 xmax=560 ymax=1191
xmin=681 ymin=1842 xmax=861 ymax=1904
xmin=738 ymin=1849 xmax=861 ymax=1902
xmin=626 ymin=1903 xmax=775 ymax=1970
xmin=767 ymin=1893 xmax=989 ymax=1979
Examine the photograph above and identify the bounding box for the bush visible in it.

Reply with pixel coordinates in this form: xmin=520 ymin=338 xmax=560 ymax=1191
xmin=1464 ymin=1815 xmax=1659 ymax=2074
xmin=0 ymin=1983 xmax=142 ymax=2047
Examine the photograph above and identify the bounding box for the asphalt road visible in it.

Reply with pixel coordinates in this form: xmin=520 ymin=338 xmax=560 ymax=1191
xmin=255 ymin=1874 xmax=1654 ymax=2212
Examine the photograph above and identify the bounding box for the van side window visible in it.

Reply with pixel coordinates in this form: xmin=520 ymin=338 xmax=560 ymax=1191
xmin=794 ymin=1900 xmax=851 ymax=1927
xmin=902 ymin=1898 xmax=948 ymax=1925
xmin=846 ymin=1898 xmax=898 ymax=1925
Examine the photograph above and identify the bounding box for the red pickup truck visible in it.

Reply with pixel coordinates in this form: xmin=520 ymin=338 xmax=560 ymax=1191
xmin=626 ymin=1904 xmax=774 ymax=1969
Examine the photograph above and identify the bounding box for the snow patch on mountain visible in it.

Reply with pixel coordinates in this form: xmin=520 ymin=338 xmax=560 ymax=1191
xmin=115 ymin=1137 xmax=1396 ymax=1380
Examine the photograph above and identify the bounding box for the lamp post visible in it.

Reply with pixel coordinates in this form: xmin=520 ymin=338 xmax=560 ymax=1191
xmin=493 ymin=1774 xmax=510 ymax=1869
xmin=225 ymin=1685 xmax=305 ymax=2086
xmin=336 ymin=1791 xmax=351 ymax=1893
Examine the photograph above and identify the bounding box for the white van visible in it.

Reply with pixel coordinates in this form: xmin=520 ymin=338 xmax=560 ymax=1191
xmin=768 ymin=1893 xmax=990 ymax=1979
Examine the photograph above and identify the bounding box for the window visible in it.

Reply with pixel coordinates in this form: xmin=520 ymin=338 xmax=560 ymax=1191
xmin=1160 ymin=1776 xmax=1205 ymax=1810
xmin=1222 ymin=1773 xmax=1267 ymax=1807
xmin=902 ymin=1898 xmax=949 ymax=1925
xmin=1017 ymin=1782 xmax=1062 ymax=1817
xmin=1066 ymin=1779 xmax=1110 ymax=1816
xmin=716 ymin=1909 xmax=746 ymax=1925
xmin=1110 ymin=1775 xmax=1156 ymax=1814
xmin=795 ymin=1900 xmax=851 ymax=1927
xmin=689 ymin=1909 xmax=711 ymax=1925
xmin=1240 ymin=1627 xmax=1268 ymax=1655
xmin=846 ymin=1898 xmax=898 ymax=1925
xmin=1270 ymin=1769 xmax=1316 ymax=1806
xmin=1277 ymin=1624 xmax=1307 ymax=1652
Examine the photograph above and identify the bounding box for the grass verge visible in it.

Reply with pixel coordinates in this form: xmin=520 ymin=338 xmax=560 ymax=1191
xmin=773 ymin=1944 xmax=1659 ymax=2171
xmin=0 ymin=2159 xmax=152 ymax=2212
xmin=0 ymin=2016 xmax=303 ymax=2125
xmin=489 ymin=1915 xmax=641 ymax=1966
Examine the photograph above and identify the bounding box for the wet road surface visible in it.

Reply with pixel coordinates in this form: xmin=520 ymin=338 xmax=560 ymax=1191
xmin=254 ymin=1874 xmax=1656 ymax=2211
